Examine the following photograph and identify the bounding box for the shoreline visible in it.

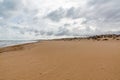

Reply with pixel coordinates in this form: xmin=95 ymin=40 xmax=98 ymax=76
xmin=0 ymin=39 xmax=120 ymax=80
xmin=0 ymin=34 xmax=119 ymax=49
xmin=0 ymin=35 xmax=120 ymax=53
xmin=0 ymin=41 xmax=39 ymax=53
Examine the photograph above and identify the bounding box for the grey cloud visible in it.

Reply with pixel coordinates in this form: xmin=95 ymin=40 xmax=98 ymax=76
xmin=46 ymin=0 xmax=120 ymax=29
xmin=1 ymin=0 xmax=120 ymax=40
xmin=46 ymin=8 xmax=65 ymax=22
xmin=88 ymin=0 xmax=109 ymax=6
xmin=64 ymin=23 xmax=71 ymax=27
xmin=86 ymin=0 xmax=120 ymax=22
xmin=44 ymin=0 xmax=120 ymax=37
xmin=79 ymin=0 xmax=120 ymax=30
xmin=45 ymin=7 xmax=81 ymax=22
xmin=46 ymin=31 xmax=54 ymax=36
xmin=55 ymin=27 xmax=70 ymax=36
xmin=0 ymin=0 xmax=22 ymax=18
xmin=66 ymin=7 xmax=81 ymax=19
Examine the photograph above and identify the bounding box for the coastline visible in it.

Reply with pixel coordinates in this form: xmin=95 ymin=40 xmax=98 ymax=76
xmin=0 ymin=41 xmax=38 ymax=53
xmin=0 ymin=34 xmax=120 ymax=53
xmin=0 ymin=35 xmax=120 ymax=80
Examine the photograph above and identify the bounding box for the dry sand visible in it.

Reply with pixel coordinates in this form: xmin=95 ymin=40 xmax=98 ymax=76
xmin=0 ymin=40 xmax=120 ymax=80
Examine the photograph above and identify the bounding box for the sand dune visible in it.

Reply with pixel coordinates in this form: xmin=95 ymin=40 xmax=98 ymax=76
xmin=0 ymin=40 xmax=120 ymax=80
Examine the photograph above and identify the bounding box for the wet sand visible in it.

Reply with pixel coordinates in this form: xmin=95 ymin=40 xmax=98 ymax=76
xmin=0 ymin=40 xmax=120 ymax=80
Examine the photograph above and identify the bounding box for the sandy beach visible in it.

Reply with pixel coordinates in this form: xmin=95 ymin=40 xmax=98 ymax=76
xmin=0 ymin=40 xmax=120 ymax=80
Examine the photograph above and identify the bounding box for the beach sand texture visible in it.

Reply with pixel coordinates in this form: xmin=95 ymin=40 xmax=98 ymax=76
xmin=0 ymin=40 xmax=120 ymax=80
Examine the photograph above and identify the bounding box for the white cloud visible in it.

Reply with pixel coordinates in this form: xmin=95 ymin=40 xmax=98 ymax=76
xmin=0 ymin=0 xmax=120 ymax=40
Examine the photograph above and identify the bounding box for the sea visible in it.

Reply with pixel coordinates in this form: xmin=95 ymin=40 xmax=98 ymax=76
xmin=0 ymin=40 xmax=38 ymax=48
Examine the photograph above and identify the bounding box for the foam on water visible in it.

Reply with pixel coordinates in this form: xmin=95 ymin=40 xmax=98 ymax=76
xmin=0 ymin=40 xmax=37 ymax=48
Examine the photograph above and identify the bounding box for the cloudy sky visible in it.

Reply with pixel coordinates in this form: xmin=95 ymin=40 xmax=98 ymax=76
xmin=0 ymin=0 xmax=120 ymax=40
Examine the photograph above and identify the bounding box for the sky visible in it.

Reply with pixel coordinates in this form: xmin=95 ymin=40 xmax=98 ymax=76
xmin=0 ymin=0 xmax=120 ymax=40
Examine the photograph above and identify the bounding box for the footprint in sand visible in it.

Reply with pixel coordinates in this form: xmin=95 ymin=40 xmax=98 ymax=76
xmin=66 ymin=79 xmax=70 ymax=80
xmin=39 ymin=73 xmax=42 ymax=75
